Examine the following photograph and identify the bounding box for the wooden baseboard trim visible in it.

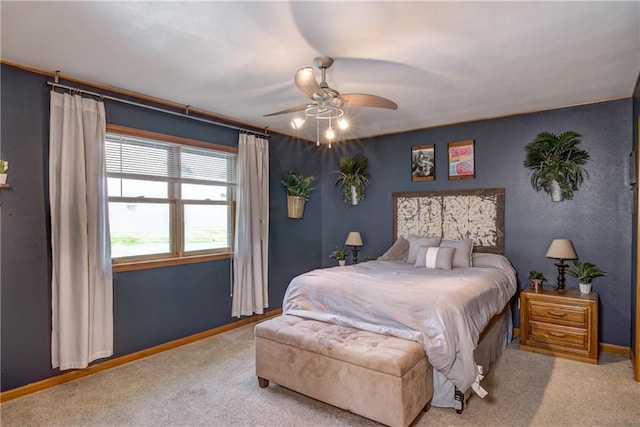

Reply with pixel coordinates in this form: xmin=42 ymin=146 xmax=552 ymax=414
xmin=599 ymin=342 xmax=631 ymax=356
xmin=0 ymin=309 xmax=281 ymax=403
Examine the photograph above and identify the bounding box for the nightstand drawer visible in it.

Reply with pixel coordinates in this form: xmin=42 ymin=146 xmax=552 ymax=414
xmin=529 ymin=322 xmax=588 ymax=350
xmin=529 ymin=300 xmax=588 ymax=328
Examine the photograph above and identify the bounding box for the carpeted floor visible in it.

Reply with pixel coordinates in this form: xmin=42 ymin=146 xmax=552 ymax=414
xmin=2 ymin=322 xmax=639 ymax=426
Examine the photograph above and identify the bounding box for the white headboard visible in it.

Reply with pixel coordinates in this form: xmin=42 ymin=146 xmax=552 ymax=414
xmin=392 ymin=188 xmax=505 ymax=254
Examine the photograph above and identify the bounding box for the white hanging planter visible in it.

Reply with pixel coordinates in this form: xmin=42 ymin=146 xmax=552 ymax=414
xmin=579 ymin=283 xmax=592 ymax=294
xmin=351 ymin=185 xmax=359 ymax=205
xmin=549 ymin=180 xmax=563 ymax=202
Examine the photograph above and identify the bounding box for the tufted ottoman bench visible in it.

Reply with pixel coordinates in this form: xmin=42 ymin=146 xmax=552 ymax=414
xmin=255 ymin=315 xmax=433 ymax=427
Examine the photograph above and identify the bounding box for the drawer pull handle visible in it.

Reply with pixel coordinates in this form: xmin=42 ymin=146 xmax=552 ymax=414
xmin=548 ymin=310 xmax=566 ymax=317
xmin=548 ymin=331 xmax=566 ymax=337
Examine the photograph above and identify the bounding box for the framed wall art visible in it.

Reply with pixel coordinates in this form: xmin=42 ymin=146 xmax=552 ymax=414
xmin=448 ymin=139 xmax=475 ymax=180
xmin=411 ymin=144 xmax=435 ymax=182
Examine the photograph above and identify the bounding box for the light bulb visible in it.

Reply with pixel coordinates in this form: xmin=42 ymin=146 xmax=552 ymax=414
xmin=326 ymin=127 xmax=335 ymax=140
xmin=338 ymin=119 xmax=349 ymax=130
xmin=291 ymin=117 xmax=305 ymax=129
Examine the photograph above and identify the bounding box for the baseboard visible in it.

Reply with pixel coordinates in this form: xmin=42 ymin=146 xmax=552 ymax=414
xmin=0 ymin=309 xmax=282 ymax=403
xmin=513 ymin=327 xmax=630 ymax=356
xmin=599 ymin=342 xmax=631 ymax=356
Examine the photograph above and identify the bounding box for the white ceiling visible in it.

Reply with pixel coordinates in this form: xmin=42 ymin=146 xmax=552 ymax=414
xmin=2 ymin=1 xmax=639 ymax=142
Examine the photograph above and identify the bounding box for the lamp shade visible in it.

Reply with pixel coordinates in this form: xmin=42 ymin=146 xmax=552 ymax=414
xmin=545 ymin=239 xmax=577 ymax=260
xmin=345 ymin=232 xmax=363 ymax=247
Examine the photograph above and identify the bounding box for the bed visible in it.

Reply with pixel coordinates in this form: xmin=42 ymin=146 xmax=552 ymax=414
xmin=280 ymin=188 xmax=516 ymax=410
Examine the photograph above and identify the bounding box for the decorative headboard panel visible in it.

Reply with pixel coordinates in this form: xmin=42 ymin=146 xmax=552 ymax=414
xmin=393 ymin=188 xmax=505 ymax=254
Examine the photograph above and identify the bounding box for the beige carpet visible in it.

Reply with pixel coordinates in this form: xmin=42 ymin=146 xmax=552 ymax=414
xmin=2 ymin=322 xmax=639 ymax=426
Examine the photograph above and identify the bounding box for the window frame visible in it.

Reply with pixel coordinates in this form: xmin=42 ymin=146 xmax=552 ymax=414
xmin=106 ymin=124 xmax=237 ymax=272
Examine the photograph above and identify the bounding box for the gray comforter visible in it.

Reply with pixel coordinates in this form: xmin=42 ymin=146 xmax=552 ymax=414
xmin=282 ymin=253 xmax=517 ymax=392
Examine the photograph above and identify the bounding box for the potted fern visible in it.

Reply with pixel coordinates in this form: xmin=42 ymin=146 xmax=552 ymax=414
xmin=523 ymin=131 xmax=590 ymax=201
xmin=566 ymin=260 xmax=606 ymax=294
xmin=280 ymin=171 xmax=315 ymax=218
xmin=334 ymin=154 xmax=370 ymax=206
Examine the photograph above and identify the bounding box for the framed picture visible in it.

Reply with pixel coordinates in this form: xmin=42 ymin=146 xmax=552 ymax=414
xmin=411 ymin=144 xmax=435 ymax=182
xmin=448 ymin=140 xmax=475 ymax=180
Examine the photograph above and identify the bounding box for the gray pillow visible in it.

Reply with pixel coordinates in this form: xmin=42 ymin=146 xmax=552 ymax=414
xmin=415 ymin=246 xmax=455 ymax=269
xmin=407 ymin=235 xmax=442 ymax=264
xmin=440 ymin=239 xmax=474 ymax=268
xmin=377 ymin=236 xmax=410 ymax=261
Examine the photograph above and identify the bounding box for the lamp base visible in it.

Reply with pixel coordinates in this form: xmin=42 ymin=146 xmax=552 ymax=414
xmin=351 ymin=247 xmax=359 ymax=264
xmin=554 ymin=260 xmax=568 ymax=292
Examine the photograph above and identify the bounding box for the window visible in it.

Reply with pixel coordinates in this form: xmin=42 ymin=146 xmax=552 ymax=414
xmin=105 ymin=126 xmax=237 ymax=269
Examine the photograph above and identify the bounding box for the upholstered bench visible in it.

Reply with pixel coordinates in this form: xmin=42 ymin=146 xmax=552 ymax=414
xmin=255 ymin=315 xmax=433 ymax=427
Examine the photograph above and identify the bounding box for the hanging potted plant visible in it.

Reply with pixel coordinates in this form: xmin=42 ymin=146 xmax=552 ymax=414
xmin=335 ymin=154 xmax=370 ymax=206
xmin=566 ymin=260 xmax=606 ymax=294
xmin=523 ymin=131 xmax=590 ymax=202
xmin=280 ymin=171 xmax=315 ymax=219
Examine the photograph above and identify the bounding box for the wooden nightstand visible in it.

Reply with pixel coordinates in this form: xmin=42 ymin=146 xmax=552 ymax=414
xmin=519 ymin=285 xmax=598 ymax=364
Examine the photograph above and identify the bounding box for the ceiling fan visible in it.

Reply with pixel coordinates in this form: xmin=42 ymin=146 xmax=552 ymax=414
xmin=264 ymin=56 xmax=397 ymax=145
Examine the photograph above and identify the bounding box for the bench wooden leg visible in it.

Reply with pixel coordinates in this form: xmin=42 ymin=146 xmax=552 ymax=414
xmin=258 ymin=376 xmax=269 ymax=388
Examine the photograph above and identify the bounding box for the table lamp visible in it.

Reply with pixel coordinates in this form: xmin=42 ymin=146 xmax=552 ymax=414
xmin=545 ymin=239 xmax=577 ymax=291
xmin=345 ymin=232 xmax=364 ymax=264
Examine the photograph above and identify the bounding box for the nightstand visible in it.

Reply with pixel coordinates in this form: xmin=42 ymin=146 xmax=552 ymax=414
xmin=519 ymin=285 xmax=598 ymax=364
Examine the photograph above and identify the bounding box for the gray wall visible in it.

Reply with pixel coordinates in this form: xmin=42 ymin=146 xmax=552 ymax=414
xmin=320 ymin=100 xmax=634 ymax=347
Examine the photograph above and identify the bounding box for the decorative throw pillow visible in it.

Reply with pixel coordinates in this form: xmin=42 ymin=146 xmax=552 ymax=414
xmin=415 ymin=246 xmax=455 ymax=270
xmin=440 ymin=239 xmax=474 ymax=268
xmin=377 ymin=236 xmax=410 ymax=261
xmin=426 ymin=247 xmax=456 ymax=270
xmin=407 ymin=235 xmax=441 ymax=264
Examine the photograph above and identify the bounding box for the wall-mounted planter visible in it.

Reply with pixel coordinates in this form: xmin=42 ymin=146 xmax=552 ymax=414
xmin=280 ymin=171 xmax=315 ymax=219
xmin=287 ymin=195 xmax=306 ymax=219
xmin=523 ymin=131 xmax=590 ymax=202
xmin=335 ymin=154 xmax=370 ymax=207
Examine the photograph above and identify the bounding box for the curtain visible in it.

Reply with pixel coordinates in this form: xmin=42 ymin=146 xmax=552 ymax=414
xmin=49 ymin=91 xmax=113 ymax=370
xmin=232 ymin=133 xmax=269 ymax=317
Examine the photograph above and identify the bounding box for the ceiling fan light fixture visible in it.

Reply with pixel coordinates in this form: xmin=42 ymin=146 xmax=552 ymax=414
xmin=291 ymin=117 xmax=305 ymax=129
xmin=326 ymin=127 xmax=335 ymax=140
xmin=338 ymin=118 xmax=349 ymax=130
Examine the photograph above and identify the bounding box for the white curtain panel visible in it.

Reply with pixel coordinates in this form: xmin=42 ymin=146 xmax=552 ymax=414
xmin=232 ymin=133 xmax=269 ymax=317
xmin=49 ymin=91 xmax=113 ymax=370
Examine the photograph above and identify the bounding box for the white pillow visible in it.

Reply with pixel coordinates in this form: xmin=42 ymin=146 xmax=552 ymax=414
xmin=440 ymin=239 xmax=473 ymax=268
xmin=415 ymin=246 xmax=455 ymax=270
xmin=407 ymin=235 xmax=442 ymax=264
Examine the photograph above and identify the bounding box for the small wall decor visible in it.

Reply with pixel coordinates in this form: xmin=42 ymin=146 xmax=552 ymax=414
xmin=523 ymin=131 xmax=589 ymax=202
xmin=411 ymin=144 xmax=435 ymax=182
xmin=448 ymin=140 xmax=475 ymax=180
xmin=0 ymin=158 xmax=8 ymax=185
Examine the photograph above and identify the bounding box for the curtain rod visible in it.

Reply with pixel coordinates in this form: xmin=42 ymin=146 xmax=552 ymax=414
xmin=46 ymin=81 xmax=270 ymax=138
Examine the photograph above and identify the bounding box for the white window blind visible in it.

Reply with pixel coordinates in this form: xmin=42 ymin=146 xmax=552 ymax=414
xmin=105 ymin=134 xmax=237 ymax=186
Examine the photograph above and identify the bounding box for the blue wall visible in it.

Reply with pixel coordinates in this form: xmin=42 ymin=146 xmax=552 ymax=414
xmin=1 ymin=63 xmax=635 ymax=392
xmin=320 ymin=100 xmax=634 ymax=347
xmin=0 ymin=64 xmax=322 ymax=391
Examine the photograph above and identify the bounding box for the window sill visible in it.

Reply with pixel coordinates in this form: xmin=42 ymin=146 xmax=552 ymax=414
xmin=113 ymin=253 xmax=232 ymax=272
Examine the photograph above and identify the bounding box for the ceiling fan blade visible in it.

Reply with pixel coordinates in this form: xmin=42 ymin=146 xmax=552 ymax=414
xmin=340 ymin=93 xmax=398 ymax=110
xmin=263 ymin=104 xmax=309 ymax=117
xmin=295 ymin=67 xmax=326 ymax=100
